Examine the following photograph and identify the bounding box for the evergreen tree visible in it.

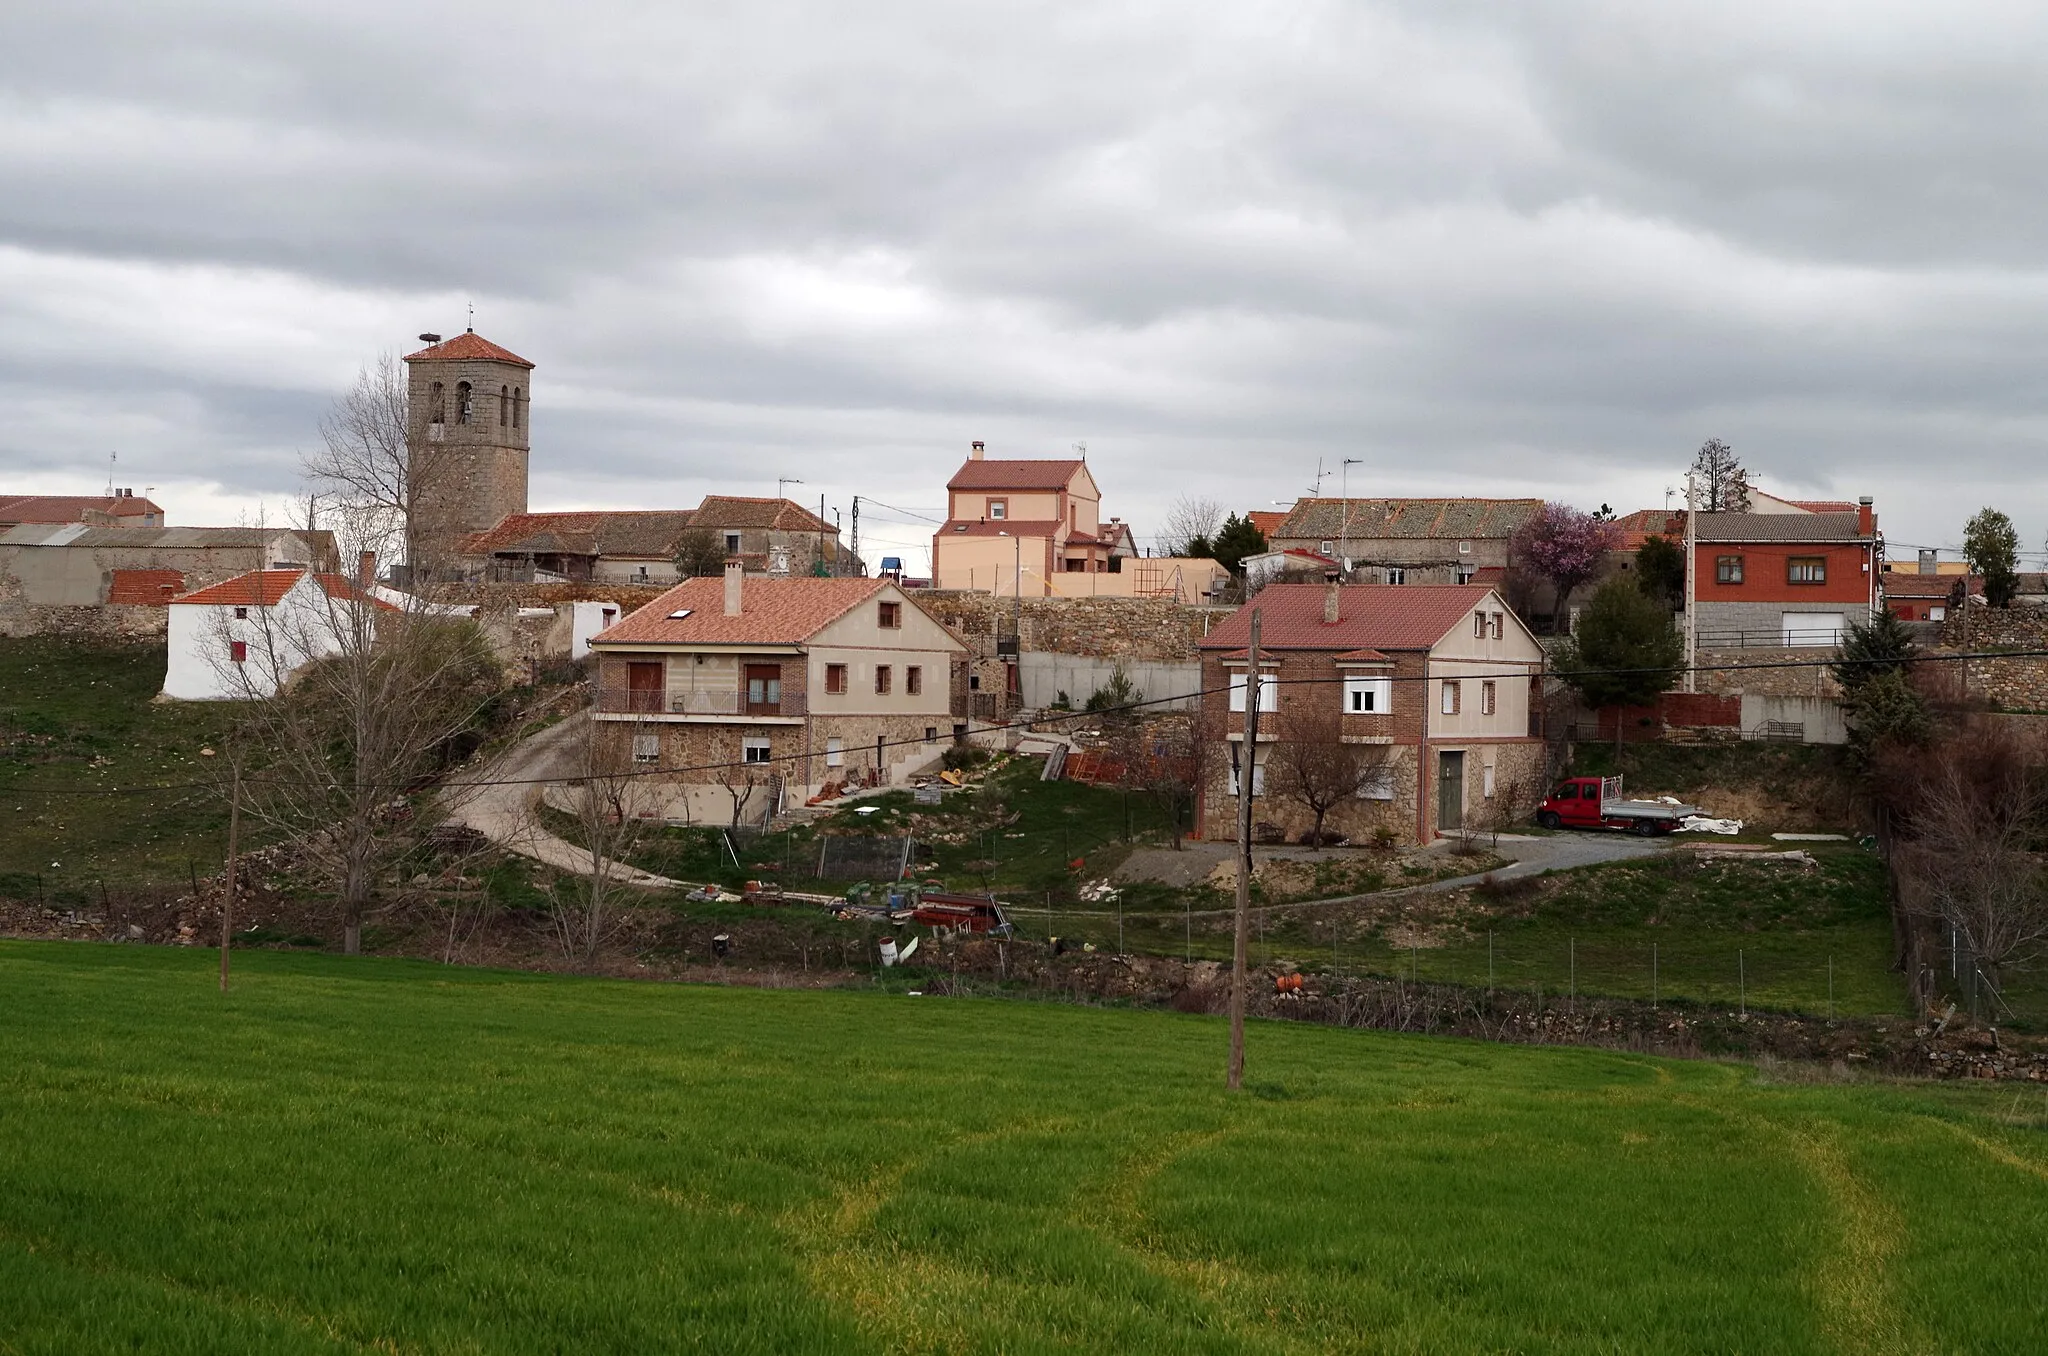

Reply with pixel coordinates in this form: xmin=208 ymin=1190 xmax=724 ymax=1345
xmin=1830 ymin=610 xmax=1918 ymax=696
xmin=1210 ymin=513 xmax=1267 ymax=574
xmin=1963 ymin=507 xmax=2021 ymax=607
xmin=1634 ymin=534 xmax=1686 ymax=610
xmin=1555 ymin=578 xmax=1683 ymax=741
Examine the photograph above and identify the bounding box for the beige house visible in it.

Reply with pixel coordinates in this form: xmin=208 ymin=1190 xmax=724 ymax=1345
xmin=1197 ymin=581 xmax=1548 ymax=845
xmin=589 ymin=563 xmax=967 ymax=819
xmin=933 ymin=442 xmax=1115 ymax=594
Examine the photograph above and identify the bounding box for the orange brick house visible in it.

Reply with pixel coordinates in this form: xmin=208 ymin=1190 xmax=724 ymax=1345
xmin=1691 ymin=500 xmax=1880 ymax=647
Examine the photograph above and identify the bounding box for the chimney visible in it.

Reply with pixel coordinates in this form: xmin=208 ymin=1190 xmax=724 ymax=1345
xmin=970 ymin=440 xmax=985 ymax=460
xmin=724 ymin=557 xmax=744 ymax=616
xmin=1324 ymin=569 xmax=1342 ymax=624
xmin=1918 ymin=549 xmax=1937 ymax=576
xmin=357 ymin=550 xmax=376 ymax=588
xmin=1857 ymin=495 xmax=1874 ymax=536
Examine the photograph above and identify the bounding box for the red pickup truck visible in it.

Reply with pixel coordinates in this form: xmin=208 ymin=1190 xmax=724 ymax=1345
xmin=1535 ymin=775 xmax=1699 ymax=836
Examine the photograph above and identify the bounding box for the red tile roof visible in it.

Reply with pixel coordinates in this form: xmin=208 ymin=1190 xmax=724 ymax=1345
xmin=688 ymin=496 xmax=835 ymax=534
xmin=1615 ymin=508 xmax=1685 ymax=550
xmin=106 ymin=569 xmax=185 ymax=605
xmin=1246 ymin=510 xmax=1287 ymax=538
xmin=1198 ymin=583 xmax=1497 ymax=653
xmin=0 ymin=494 xmax=163 ymax=523
xmin=947 ymin=458 xmax=1086 ymax=491
xmin=595 ymin=576 xmax=890 ymax=646
xmin=1789 ymin=499 xmax=1857 ymax=513
xmin=402 ymin=330 xmax=534 ymax=369
xmin=1275 ymin=497 xmax=1541 ymax=542
xmin=462 ymin=510 xmax=697 ymax=558
xmin=170 ymin=570 xmax=396 ymax=610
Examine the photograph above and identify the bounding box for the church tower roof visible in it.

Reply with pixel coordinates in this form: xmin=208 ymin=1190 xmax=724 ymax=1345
xmin=404 ymin=330 xmax=534 ymax=368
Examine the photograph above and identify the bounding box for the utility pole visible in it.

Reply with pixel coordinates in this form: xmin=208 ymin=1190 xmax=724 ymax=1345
xmin=220 ymin=764 xmax=241 ymax=992
xmin=850 ymin=496 xmax=860 ymax=577
xmin=1683 ymin=470 xmax=1697 ymax=694
xmin=1340 ymin=457 xmax=1362 ymax=575
xmin=1228 ymin=609 xmax=1262 ymax=1091
xmin=820 ymin=493 xmax=830 ymax=575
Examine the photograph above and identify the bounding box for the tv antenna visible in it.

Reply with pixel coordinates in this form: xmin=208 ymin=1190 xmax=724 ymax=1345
xmin=106 ymin=451 xmax=117 ymax=496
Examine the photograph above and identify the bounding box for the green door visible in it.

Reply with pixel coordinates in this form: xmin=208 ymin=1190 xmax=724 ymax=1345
xmin=1437 ymin=750 xmax=1465 ymax=832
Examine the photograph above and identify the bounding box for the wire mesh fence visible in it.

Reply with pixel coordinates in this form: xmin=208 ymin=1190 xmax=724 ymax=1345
xmin=811 ymin=835 xmax=917 ymax=883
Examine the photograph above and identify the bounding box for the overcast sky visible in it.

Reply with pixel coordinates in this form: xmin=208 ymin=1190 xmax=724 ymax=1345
xmin=5 ymin=0 xmax=2047 ymax=570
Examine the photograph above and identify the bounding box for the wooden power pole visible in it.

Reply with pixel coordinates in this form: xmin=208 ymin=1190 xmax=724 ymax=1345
xmin=1228 ymin=609 xmax=1263 ymax=1091
xmin=220 ymin=764 xmax=242 ymax=993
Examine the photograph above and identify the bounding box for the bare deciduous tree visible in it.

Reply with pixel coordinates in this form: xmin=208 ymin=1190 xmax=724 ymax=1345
xmin=302 ymin=353 xmax=464 ymax=584
xmin=718 ymin=757 xmax=762 ymax=830
xmin=217 ymin=587 xmax=503 ymax=954
xmin=1895 ymin=723 xmax=2048 ymax=992
xmin=546 ymin=719 xmax=656 ymax=967
xmin=1162 ymin=495 xmax=1225 ymax=557
xmin=1267 ymin=702 xmax=1393 ymax=848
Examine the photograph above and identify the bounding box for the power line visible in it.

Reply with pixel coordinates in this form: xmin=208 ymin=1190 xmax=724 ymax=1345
xmin=4 ymin=643 xmax=2038 ymax=799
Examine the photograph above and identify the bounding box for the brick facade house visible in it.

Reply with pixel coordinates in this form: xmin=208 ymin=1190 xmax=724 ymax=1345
xmin=1196 ymin=581 xmax=1548 ymax=845
xmin=589 ymin=564 xmax=966 ymax=818
xmin=1691 ymin=501 xmax=1879 ymax=647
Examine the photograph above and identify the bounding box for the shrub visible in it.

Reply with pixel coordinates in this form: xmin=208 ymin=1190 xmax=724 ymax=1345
xmin=942 ymin=744 xmax=989 ymax=773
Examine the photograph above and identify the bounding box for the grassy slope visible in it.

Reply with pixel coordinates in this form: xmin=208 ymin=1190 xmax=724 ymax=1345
xmin=0 ymin=637 xmax=233 ymax=897
xmin=3 ymin=942 xmax=2045 ymax=1354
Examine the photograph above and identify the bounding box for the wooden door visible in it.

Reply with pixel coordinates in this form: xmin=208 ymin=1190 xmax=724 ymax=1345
xmin=627 ymin=661 xmax=663 ymax=713
xmin=744 ymin=663 xmax=782 ymax=715
xmin=1437 ymin=750 xmax=1465 ymax=832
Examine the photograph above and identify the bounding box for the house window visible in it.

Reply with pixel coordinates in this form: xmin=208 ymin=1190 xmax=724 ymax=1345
xmin=1930 ymin=605 xmax=1947 ymax=622
xmin=1458 ymin=541 xmax=1472 ymax=555
xmin=825 ymin=737 xmax=844 ymax=767
xmin=1474 ymin=612 xmax=1486 ymax=638
xmin=745 ymin=664 xmax=781 ymax=712
xmin=742 ymin=737 xmax=772 ymax=764
xmin=228 ymin=640 xmax=247 ymax=664
xmin=725 ymin=533 xmax=741 ymax=554
xmin=632 ymin=734 xmax=659 ymax=765
xmin=1320 ymin=540 xmax=1335 ymax=555
xmin=876 ymin=665 xmax=892 ymax=694
xmin=906 ymin=666 xmax=922 ymax=695
xmin=1358 ymin=764 xmax=1396 ymax=799
xmin=1384 ymin=567 xmax=1406 ymax=585
xmin=1343 ymin=676 xmax=1390 ymax=713
xmin=456 ymin=381 xmax=472 ymax=425
xmin=878 ymin=601 xmax=902 ymax=628
xmin=1441 ymin=681 xmax=1461 ymax=715
xmin=499 ymin=385 xmax=509 ymax=426
xmin=1480 ymin=681 xmax=1496 ymax=716
xmin=1789 ymin=557 xmax=1827 ymax=584
xmin=233 ymin=606 xmax=248 ymax=620
xmin=925 ymin=726 xmax=937 ymax=742
xmin=1226 ymin=745 xmax=1266 ymax=797
xmin=1483 ymin=763 xmax=1497 ymax=799
xmin=825 ymin=663 xmax=847 ymax=694
xmin=988 ymin=499 xmax=1007 ymax=520
xmin=1457 ymin=566 xmax=1476 ymax=584
xmin=512 ymin=388 xmax=522 ymax=429
xmin=1716 ymin=555 xmax=1744 ymax=584
xmin=1490 ymin=613 xmax=1503 ymax=639
xmin=1227 ymin=670 xmax=1277 ymax=712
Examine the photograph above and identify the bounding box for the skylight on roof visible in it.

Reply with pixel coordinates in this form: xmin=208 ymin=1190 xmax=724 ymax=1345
xmin=667 ymin=608 xmax=693 ymax=620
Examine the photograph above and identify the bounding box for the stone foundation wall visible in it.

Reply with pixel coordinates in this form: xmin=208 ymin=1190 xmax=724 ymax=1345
xmin=1935 ymin=608 xmax=2048 ymax=710
xmin=910 ymin=590 xmax=1228 ymax=663
xmin=1197 ymin=739 xmax=1549 ymax=846
xmin=1695 ymin=647 xmax=1843 ymax=698
xmin=0 ymin=603 xmax=169 ymax=640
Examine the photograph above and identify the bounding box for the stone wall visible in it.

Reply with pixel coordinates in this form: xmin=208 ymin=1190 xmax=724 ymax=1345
xmin=0 ymin=603 xmax=169 ymax=640
xmin=910 ymin=590 xmax=1228 ymax=663
xmin=1935 ymin=607 xmax=2048 ymax=710
xmin=1695 ymin=647 xmax=1843 ymax=698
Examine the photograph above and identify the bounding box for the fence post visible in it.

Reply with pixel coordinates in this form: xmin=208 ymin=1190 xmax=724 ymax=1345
xmin=1569 ymin=937 xmax=1575 ymax=1001
xmin=1738 ymin=949 xmax=1746 ymax=1018
xmin=1487 ymin=930 xmax=1494 ymax=995
xmin=1827 ymin=954 xmax=1834 ymax=1025
xmin=1651 ymin=943 xmax=1657 ymax=1009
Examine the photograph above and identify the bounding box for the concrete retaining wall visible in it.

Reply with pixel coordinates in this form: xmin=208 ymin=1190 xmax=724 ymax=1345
xmin=1019 ymin=654 xmax=1202 ymax=711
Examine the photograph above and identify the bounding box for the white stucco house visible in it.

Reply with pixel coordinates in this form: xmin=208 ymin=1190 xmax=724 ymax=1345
xmin=162 ymin=569 xmax=395 ymax=700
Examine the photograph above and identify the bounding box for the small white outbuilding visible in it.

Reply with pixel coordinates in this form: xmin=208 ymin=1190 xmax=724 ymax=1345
xmin=162 ymin=569 xmax=395 ymax=701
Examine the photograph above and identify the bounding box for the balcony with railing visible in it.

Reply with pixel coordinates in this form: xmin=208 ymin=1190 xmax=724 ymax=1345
xmin=596 ymin=687 xmax=809 ymax=719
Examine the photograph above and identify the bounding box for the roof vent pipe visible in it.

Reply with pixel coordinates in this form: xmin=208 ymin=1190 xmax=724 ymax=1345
xmin=724 ymin=557 xmax=744 ymax=616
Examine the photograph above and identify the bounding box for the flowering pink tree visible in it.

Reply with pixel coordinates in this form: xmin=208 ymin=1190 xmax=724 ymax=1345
xmin=1508 ymin=502 xmax=1622 ymax=625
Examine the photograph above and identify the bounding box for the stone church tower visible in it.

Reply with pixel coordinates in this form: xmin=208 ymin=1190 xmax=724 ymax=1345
xmin=403 ymin=329 xmax=533 ymax=568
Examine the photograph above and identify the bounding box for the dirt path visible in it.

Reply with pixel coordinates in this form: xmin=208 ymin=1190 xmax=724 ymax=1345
xmin=443 ymin=712 xmax=679 ymax=887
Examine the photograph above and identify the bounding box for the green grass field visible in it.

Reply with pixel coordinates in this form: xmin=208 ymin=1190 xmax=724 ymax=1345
xmin=0 ymin=637 xmax=233 ymax=897
xmin=3 ymin=941 xmax=2044 ymax=1353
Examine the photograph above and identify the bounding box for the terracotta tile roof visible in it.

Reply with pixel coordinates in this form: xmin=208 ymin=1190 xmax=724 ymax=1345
xmin=1615 ymin=508 xmax=1685 ymax=550
xmin=1246 ymin=510 xmax=1287 ymax=538
xmin=947 ymin=458 xmax=1086 ymax=491
xmin=687 ymin=496 xmax=836 ymax=534
xmin=1694 ymin=511 xmax=1873 ymax=543
xmin=402 ymin=330 xmax=534 ymax=368
xmin=106 ymin=569 xmax=185 ymax=605
xmin=938 ymin=519 xmax=1062 ymax=538
xmin=1789 ymin=499 xmax=1858 ymax=513
xmin=595 ymin=576 xmax=890 ymax=646
xmin=1274 ymin=497 xmax=1542 ymax=542
xmin=1331 ymin=648 xmax=1393 ymax=662
xmin=1198 ymin=583 xmax=1498 ymax=653
xmin=0 ymin=493 xmax=163 ymax=523
xmin=1882 ymin=573 xmax=1962 ymax=600
xmin=170 ymin=569 xmax=397 ymax=611
xmin=463 ymin=510 xmax=698 ymax=558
